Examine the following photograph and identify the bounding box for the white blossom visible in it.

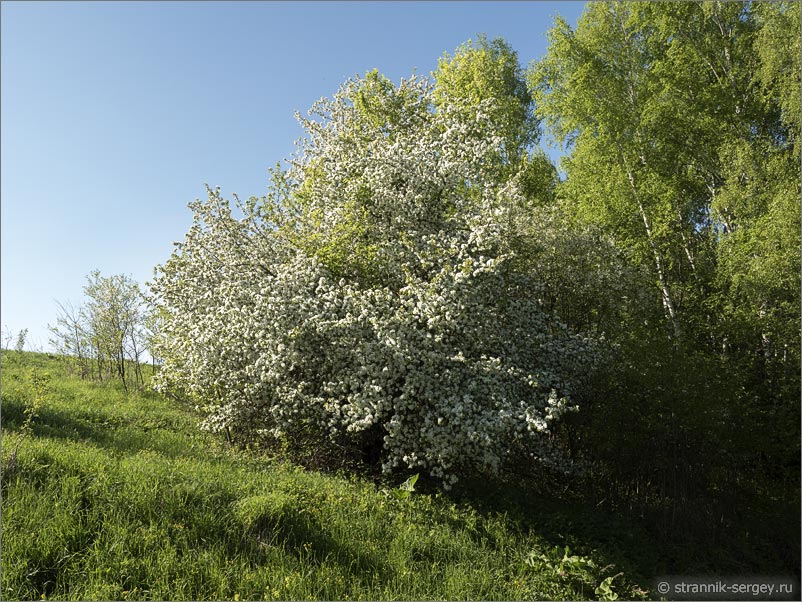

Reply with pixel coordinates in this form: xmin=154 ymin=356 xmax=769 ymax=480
xmin=150 ymin=72 xmax=599 ymax=486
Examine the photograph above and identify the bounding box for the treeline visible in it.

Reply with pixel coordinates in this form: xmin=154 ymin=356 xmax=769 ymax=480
xmin=49 ymin=271 xmax=156 ymax=391
xmin=146 ymin=0 xmax=797 ymax=573
xmin=531 ymin=1 xmax=800 ymax=564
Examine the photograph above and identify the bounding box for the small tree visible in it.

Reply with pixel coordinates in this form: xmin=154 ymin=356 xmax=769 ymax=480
xmin=2 ymin=326 xmax=13 ymax=350
xmin=84 ymin=271 xmax=147 ymax=390
xmin=51 ymin=272 xmax=148 ymax=390
xmin=49 ymin=300 xmax=91 ymax=378
xmin=142 ymin=306 xmax=164 ymax=374
xmin=14 ymin=328 xmax=28 ymax=352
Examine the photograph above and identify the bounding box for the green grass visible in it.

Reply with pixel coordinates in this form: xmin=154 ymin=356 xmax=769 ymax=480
xmin=1 ymin=350 xmax=649 ymax=600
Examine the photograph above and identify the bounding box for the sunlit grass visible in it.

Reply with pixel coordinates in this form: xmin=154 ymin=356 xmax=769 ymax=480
xmin=1 ymin=351 xmax=647 ymax=600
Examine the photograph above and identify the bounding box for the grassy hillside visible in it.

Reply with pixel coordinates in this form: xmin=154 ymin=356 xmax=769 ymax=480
xmin=1 ymin=351 xmax=651 ymax=600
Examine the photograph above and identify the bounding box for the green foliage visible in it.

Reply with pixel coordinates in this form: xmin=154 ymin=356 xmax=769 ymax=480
xmin=386 ymin=472 xmax=419 ymax=501
xmin=398 ymin=472 xmax=418 ymax=493
xmin=524 ymin=545 xmax=594 ymax=575
xmin=23 ymin=368 xmax=50 ymax=437
xmin=531 ymin=0 xmax=799 ymax=349
xmin=753 ymin=1 xmax=801 ymax=140
xmin=595 ymin=574 xmax=621 ymax=601
xmin=14 ymin=328 xmax=28 ymax=352
xmin=528 ymin=1 xmax=780 ymax=341
xmin=530 ymin=0 xmax=800 ymax=577
xmin=434 ymin=34 xmax=537 ymax=163
xmin=353 ymin=69 xmax=423 ymax=137
xmin=2 ymin=359 xmax=51 ymax=479
xmin=521 ymin=545 xmax=629 ymax=600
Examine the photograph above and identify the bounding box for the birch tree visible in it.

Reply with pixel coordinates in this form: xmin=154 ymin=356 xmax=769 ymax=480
xmin=529 ymin=1 xmax=764 ymax=340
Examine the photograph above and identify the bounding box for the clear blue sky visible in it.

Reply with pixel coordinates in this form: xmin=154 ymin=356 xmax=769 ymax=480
xmin=2 ymin=1 xmax=586 ymax=352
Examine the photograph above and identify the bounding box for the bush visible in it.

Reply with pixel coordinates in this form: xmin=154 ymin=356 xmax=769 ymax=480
xmin=151 ymin=70 xmax=599 ymax=487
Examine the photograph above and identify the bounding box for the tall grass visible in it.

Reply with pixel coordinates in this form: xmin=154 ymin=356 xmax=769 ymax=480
xmin=1 ymin=351 xmax=647 ymax=600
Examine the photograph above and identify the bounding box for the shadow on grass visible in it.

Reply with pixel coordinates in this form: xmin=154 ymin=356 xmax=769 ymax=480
xmin=2 ymin=394 xmax=392 ymax=591
xmin=245 ymin=500 xmax=387 ymax=579
xmin=1 ymin=395 xmax=189 ymax=460
xmin=3 ymin=393 xmax=641 ymax=589
xmin=446 ymin=468 xmax=801 ymax=584
xmin=443 ymin=473 xmax=660 ymax=585
xmin=3 ymin=395 xmax=120 ymax=446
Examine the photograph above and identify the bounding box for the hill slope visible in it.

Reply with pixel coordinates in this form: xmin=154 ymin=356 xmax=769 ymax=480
xmin=1 ymin=351 xmax=648 ymax=600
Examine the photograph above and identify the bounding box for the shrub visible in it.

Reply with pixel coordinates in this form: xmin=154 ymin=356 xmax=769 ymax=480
xmin=151 ymin=69 xmax=599 ymax=487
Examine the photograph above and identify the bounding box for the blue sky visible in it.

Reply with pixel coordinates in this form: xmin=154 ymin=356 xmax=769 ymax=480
xmin=2 ymin=1 xmax=586 ymax=352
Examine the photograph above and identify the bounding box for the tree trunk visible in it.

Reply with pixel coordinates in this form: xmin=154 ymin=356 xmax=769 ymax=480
xmin=621 ymin=152 xmax=682 ymax=339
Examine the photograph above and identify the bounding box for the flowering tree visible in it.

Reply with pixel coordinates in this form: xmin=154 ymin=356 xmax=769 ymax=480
xmin=151 ymin=49 xmax=599 ymax=486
